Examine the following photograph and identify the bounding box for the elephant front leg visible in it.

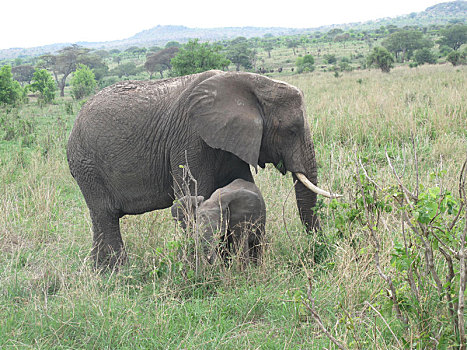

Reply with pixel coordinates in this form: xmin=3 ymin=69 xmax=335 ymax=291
xmin=89 ymin=210 xmax=127 ymax=269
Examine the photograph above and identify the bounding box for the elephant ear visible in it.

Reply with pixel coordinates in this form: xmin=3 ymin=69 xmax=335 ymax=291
xmin=218 ymin=189 xmax=263 ymax=223
xmin=188 ymin=73 xmax=263 ymax=168
xmin=171 ymin=195 xmax=204 ymax=229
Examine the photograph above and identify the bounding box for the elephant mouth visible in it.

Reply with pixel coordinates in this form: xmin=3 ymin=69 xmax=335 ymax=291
xmin=295 ymin=173 xmax=342 ymax=198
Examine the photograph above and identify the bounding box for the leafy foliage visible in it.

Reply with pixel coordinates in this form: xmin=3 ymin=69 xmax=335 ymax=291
xmin=367 ymin=46 xmax=394 ymax=72
xmin=226 ymin=37 xmax=256 ymax=71
xmin=29 ymin=68 xmax=56 ymax=104
xmin=414 ymin=48 xmax=436 ymax=65
xmin=0 ymin=65 xmax=24 ymax=105
xmin=438 ymin=24 xmax=467 ymax=50
xmin=170 ymin=39 xmax=230 ymax=76
xmin=144 ymin=47 xmax=179 ymax=78
xmin=296 ymin=54 xmax=315 ymax=73
xmin=70 ymin=64 xmax=97 ymax=100
xmin=382 ymin=30 xmax=433 ymax=62
xmin=446 ymin=49 xmax=466 ymax=66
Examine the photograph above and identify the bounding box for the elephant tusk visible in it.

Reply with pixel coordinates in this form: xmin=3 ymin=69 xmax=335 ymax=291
xmin=295 ymin=173 xmax=342 ymax=199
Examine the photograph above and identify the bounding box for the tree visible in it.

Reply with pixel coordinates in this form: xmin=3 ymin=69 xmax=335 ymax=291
xmin=414 ymin=48 xmax=436 ymax=65
xmin=144 ymin=47 xmax=179 ymax=79
xmin=71 ymin=64 xmax=97 ymax=100
xmin=323 ymin=54 xmax=337 ymax=64
xmin=39 ymin=45 xmax=91 ymax=97
xmin=0 ymin=65 xmax=23 ymax=105
xmin=29 ymin=68 xmax=56 ymax=103
xmin=12 ymin=65 xmax=35 ymax=86
xmin=261 ymin=40 xmax=274 ymax=58
xmin=438 ymin=24 xmax=467 ymax=51
xmin=165 ymin=41 xmax=181 ymax=49
xmin=170 ymin=39 xmax=230 ymax=76
xmin=286 ymin=38 xmax=299 ymax=55
xmin=446 ymin=50 xmax=466 ymax=66
xmin=226 ymin=37 xmax=256 ymax=71
xmin=367 ymin=47 xmax=394 ymax=73
xmin=109 ymin=62 xmax=141 ymax=78
xmin=382 ymin=30 xmax=433 ymax=62
xmin=296 ymin=54 xmax=315 ymax=73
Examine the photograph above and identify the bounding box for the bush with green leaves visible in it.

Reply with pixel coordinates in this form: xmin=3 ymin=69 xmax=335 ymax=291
xmin=446 ymin=50 xmax=466 ymax=66
xmin=414 ymin=48 xmax=436 ymax=65
xmin=170 ymin=39 xmax=230 ymax=76
xmin=71 ymin=64 xmax=97 ymax=100
xmin=29 ymin=68 xmax=56 ymax=104
xmin=328 ymin=156 xmax=467 ymax=348
xmin=0 ymin=65 xmax=24 ymax=105
xmin=367 ymin=46 xmax=394 ymax=73
xmin=323 ymin=53 xmax=337 ymax=64
xmin=296 ymin=54 xmax=315 ymax=73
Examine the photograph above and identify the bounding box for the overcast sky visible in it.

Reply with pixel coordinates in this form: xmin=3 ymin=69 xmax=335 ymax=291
xmin=1 ymin=0 xmax=446 ymax=50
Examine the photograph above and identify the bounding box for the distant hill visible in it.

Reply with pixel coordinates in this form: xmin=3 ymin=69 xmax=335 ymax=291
xmin=1 ymin=1 xmax=466 ymax=60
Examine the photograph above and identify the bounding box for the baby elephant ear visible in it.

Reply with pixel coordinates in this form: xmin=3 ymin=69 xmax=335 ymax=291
xmin=171 ymin=195 xmax=204 ymax=228
xmin=188 ymin=73 xmax=263 ymax=168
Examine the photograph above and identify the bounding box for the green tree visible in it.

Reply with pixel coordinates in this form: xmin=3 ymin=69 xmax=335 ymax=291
xmin=414 ymin=48 xmax=436 ymax=65
xmin=438 ymin=24 xmax=467 ymax=50
xmin=226 ymin=37 xmax=256 ymax=71
xmin=296 ymin=54 xmax=315 ymax=73
xmin=0 ymin=65 xmax=23 ymax=105
xmin=29 ymin=68 xmax=56 ymax=103
xmin=144 ymin=47 xmax=179 ymax=78
xmin=382 ymin=30 xmax=433 ymax=62
xmin=39 ymin=45 xmax=91 ymax=97
xmin=110 ymin=62 xmax=141 ymax=78
xmin=170 ymin=39 xmax=230 ymax=76
xmin=12 ymin=65 xmax=35 ymax=86
xmin=261 ymin=40 xmax=274 ymax=58
xmin=446 ymin=50 xmax=466 ymax=66
xmin=323 ymin=54 xmax=337 ymax=64
xmin=367 ymin=47 xmax=394 ymax=73
xmin=70 ymin=64 xmax=96 ymax=100
xmin=286 ymin=38 xmax=299 ymax=55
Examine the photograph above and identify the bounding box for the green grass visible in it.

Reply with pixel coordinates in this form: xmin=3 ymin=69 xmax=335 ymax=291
xmin=1 ymin=64 xmax=466 ymax=349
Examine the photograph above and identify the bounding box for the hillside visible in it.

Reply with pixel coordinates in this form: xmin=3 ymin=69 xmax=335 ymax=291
xmin=0 ymin=0 xmax=465 ymax=60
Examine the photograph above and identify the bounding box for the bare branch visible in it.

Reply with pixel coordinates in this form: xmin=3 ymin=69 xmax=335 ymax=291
xmin=365 ymin=301 xmax=403 ymax=348
xmin=457 ymin=157 xmax=467 ymax=349
xmin=386 ymin=151 xmax=417 ymax=205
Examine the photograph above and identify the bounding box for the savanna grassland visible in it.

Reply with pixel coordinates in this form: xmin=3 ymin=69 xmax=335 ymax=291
xmin=1 ymin=64 xmax=466 ymax=349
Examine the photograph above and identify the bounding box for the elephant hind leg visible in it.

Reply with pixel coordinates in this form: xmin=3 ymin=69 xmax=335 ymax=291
xmin=248 ymin=226 xmax=263 ymax=264
xmin=89 ymin=209 xmax=127 ymax=269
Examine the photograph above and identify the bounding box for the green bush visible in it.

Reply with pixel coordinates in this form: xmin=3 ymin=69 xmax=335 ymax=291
xmin=414 ymin=48 xmax=436 ymax=65
xmin=367 ymin=47 xmax=394 ymax=73
xmin=29 ymin=68 xmax=56 ymax=104
xmin=446 ymin=50 xmax=466 ymax=66
xmin=296 ymin=54 xmax=315 ymax=73
xmin=323 ymin=54 xmax=337 ymax=64
xmin=171 ymin=39 xmax=230 ymax=76
xmin=0 ymin=65 xmax=24 ymax=106
xmin=71 ymin=64 xmax=97 ymax=100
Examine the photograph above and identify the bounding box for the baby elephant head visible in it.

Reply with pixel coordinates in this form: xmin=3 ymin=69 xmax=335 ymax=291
xmin=171 ymin=179 xmax=266 ymax=264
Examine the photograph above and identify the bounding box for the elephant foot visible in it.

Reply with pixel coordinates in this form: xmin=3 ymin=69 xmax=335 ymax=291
xmin=91 ymin=242 xmax=127 ymax=270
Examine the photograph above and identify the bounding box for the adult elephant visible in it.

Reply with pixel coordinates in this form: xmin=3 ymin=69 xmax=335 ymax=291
xmin=67 ymin=70 xmax=338 ymax=268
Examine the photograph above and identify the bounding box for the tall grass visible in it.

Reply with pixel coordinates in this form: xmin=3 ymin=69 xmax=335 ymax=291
xmin=1 ymin=64 xmax=466 ymax=348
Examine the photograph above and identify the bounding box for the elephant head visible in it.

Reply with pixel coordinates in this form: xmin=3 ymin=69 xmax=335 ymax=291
xmin=171 ymin=179 xmax=266 ymax=263
xmin=187 ymin=72 xmax=339 ymax=232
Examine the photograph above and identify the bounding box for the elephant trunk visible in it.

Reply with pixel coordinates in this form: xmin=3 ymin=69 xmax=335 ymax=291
xmin=293 ymin=173 xmax=320 ymax=232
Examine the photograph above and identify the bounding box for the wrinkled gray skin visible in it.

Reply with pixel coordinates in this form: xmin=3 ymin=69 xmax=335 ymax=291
xmin=67 ymin=70 xmax=319 ymax=268
xmin=171 ymin=179 xmax=266 ymax=264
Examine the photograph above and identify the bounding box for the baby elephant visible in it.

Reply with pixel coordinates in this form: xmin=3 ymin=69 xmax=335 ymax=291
xmin=171 ymin=179 xmax=266 ymax=264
